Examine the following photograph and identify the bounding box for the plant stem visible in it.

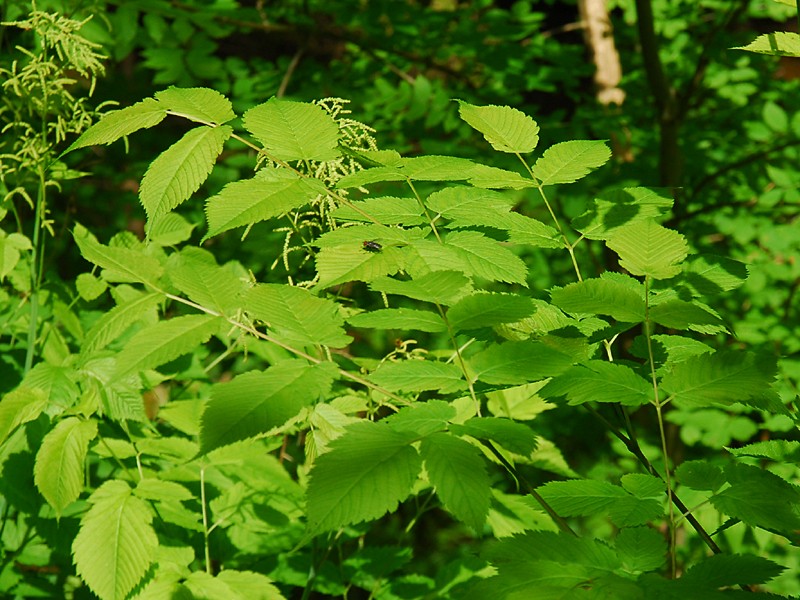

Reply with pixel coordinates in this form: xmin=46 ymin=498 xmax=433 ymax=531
xmin=200 ymin=467 xmax=212 ymax=574
xmin=644 ymin=276 xmax=677 ymax=577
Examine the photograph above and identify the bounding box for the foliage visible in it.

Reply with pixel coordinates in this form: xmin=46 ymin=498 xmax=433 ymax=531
xmin=1 ymin=1 xmax=800 ymax=599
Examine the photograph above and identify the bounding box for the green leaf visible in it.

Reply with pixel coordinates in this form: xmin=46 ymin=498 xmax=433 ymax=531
xmin=681 ymin=553 xmax=786 ymax=588
xmin=659 ymin=351 xmax=778 ymax=409
xmin=450 ymin=417 xmax=538 ymax=455
xmin=114 ymin=314 xmax=223 ymax=378
xmin=649 ymin=299 xmax=725 ymax=331
xmin=503 ymin=212 xmax=562 ymax=248
xmin=572 ymin=187 xmax=673 ymax=240
xmin=532 ymin=140 xmax=611 ymax=186
xmin=204 ymin=167 xmax=327 ymax=239
xmin=184 ymin=570 xmax=285 ymax=600
xmin=369 ymin=360 xmax=466 ymax=394
xmin=420 ymin=433 xmax=490 ymax=531
xmin=728 ymin=439 xmax=800 ymax=462
xmin=444 ymin=230 xmax=528 ymax=285
xmin=550 ymin=276 xmax=645 ymax=322
xmin=134 ymin=479 xmax=193 ymax=502
xmin=155 ymin=86 xmax=235 ymax=124
xmin=34 ymin=418 xmax=97 ymax=517
xmin=486 ymin=381 xmax=554 ymax=421
xmin=167 ymin=248 xmax=244 ymax=316
xmin=144 ymin=212 xmax=196 ymax=246
xmin=200 ymin=360 xmax=337 ymax=453
xmin=243 ymin=97 xmax=340 ymax=161
xmin=620 ymin=473 xmax=665 ymax=499
xmin=675 ymin=460 xmax=726 ymax=492
xmin=64 ymin=98 xmax=166 ymax=154
xmin=314 ymin=243 xmax=406 ymax=289
xmin=710 ymin=463 xmax=800 ymax=533
xmin=606 ymin=220 xmax=688 ymax=279
xmin=615 ymin=527 xmax=666 ymax=573
xmin=447 ymin=293 xmax=536 ymax=332
xmin=678 ymin=255 xmax=748 ymax=296
xmin=466 ymin=164 xmax=537 ymax=189
xmin=332 ymin=196 xmax=425 ymax=225
xmin=395 ymin=156 xmax=485 ymax=181
xmin=0 ymin=386 xmax=48 ymax=446
xmin=76 ymin=272 xmax=107 ymax=301
xmin=457 ymin=101 xmax=540 ymax=153
xmin=735 ymin=31 xmax=800 ymax=57
xmin=541 ymin=361 xmax=653 ymax=406
xmin=306 ymin=420 xmax=422 ymax=532
xmin=72 ymin=480 xmax=158 ymax=600
xmin=370 ymin=271 xmax=473 ymax=305
xmin=73 ymin=223 xmax=164 ymax=286
xmin=347 ymin=308 xmax=447 ymax=333
xmin=245 ymin=284 xmax=352 ymax=348
xmin=139 ymin=125 xmax=231 ymax=221
xmin=427 ymin=186 xmax=515 ymax=224
xmin=384 ymin=401 xmax=455 ymax=437
xmin=469 ymin=340 xmax=573 ymax=385
xmin=79 ymin=292 xmax=162 ymax=362
xmin=537 ymin=479 xmax=626 ymax=516
xmin=335 ymin=166 xmax=408 ymax=189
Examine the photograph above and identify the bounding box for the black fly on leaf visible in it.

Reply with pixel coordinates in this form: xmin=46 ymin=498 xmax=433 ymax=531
xmin=362 ymin=240 xmax=382 ymax=252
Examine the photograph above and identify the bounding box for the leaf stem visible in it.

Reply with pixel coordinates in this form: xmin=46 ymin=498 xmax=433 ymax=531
xmin=200 ymin=467 xmax=212 ymax=575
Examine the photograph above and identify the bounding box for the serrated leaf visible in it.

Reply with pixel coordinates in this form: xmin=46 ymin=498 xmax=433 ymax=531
xmin=537 ymin=479 xmax=627 ymax=516
xmin=606 ymin=219 xmax=688 ymax=279
xmin=470 ymin=340 xmax=573 ymax=385
xmin=384 ymin=401 xmax=456 ymax=436
xmin=155 ymin=86 xmax=235 ymax=124
xmin=114 ymin=314 xmax=223 ymax=378
xmin=676 ymin=460 xmax=726 ymax=492
xmin=541 ymin=361 xmax=653 ymax=406
xmin=572 ymin=187 xmax=673 ymax=240
xmin=710 ymin=463 xmax=800 ymax=533
xmin=550 ymin=277 xmax=645 ymax=322
xmin=34 ymin=418 xmax=97 ymax=517
xmin=450 ymin=417 xmax=538 ymax=456
xmin=728 ymin=439 xmax=800 ymax=462
xmin=620 ymin=473 xmax=665 ymax=498
xmin=735 ymin=31 xmax=800 ymax=57
xmin=215 ymin=570 xmax=285 ymax=600
xmin=615 ymin=527 xmax=666 ymax=573
xmin=306 ymin=420 xmax=422 ymax=531
xmin=314 ymin=244 xmax=406 ymax=289
xmin=370 ymin=270 xmax=473 ymax=305
xmin=369 ymin=360 xmax=466 ymax=394
xmin=73 ymin=223 xmax=164 ymax=286
xmin=144 ymin=212 xmax=196 ymax=246
xmin=335 ymin=166 xmax=408 ymax=189
xmin=79 ymin=292 xmax=162 ymax=362
xmin=0 ymin=386 xmax=48 ymax=446
xmin=682 ymin=553 xmax=786 ymax=588
xmin=331 ymin=196 xmax=425 ymax=225
xmin=347 ymin=308 xmax=447 ymax=333
xmin=244 ymin=284 xmax=352 ymax=347
xmin=486 ymin=381 xmax=554 ymax=421
xmin=660 ymin=351 xmax=777 ymax=408
xmin=139 ymin=125 xmax=231 ymax=221
xmin=444 ymin=230 xmax=528 ymax=285
xmin=448 ymin=293 xmax=536 ymax=332
xmin=503 ymin=212 xmax=562 ymax=248
xmin=167 ymin=247 xmax=243 ymax=316
xmin=421 ymin=433 xmax=490 ymax=531
xmin=532 ymin=140 xmax=611 ymax=186
xmin=466 ymin=164 xmax=537 ymax=189
xmin=134 ymin=479 xmax=193 ymax=502
xmin=649 ymin=298 xmax=725 ymax=330
xmin=199 ymin=360 xmax=337 ymax=453
xmin=679 ymin=255 xmax=748 ymax=296
xmin=457 ymin=101 xmax=540 ymax=153
xmin=243 ymin=97 xmax=340 ymax=161
xmin=72 ymin=480 xmax=158 ymax=600
xmin=64 ymin=98 xmax=166 ymax=153
xmin=204 ymin=167 xmax=327 ymax=239
xmin=76 ymin=272 xmax=107 ymax=301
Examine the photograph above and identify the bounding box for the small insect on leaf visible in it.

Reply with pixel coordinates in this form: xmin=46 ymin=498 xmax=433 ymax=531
xmin=362 ymin=240 xmax=382 ymax=252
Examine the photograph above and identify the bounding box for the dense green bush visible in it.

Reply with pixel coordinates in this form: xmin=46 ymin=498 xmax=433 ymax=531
xmin=2 ymin=2 xmax=800 ymax=599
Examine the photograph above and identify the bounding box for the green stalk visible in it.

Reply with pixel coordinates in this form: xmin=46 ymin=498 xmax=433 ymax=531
xmin=644 ymin=276 xmax=677 ymax=577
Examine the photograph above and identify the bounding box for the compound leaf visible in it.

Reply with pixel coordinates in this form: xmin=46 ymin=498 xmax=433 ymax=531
xmin=243 ymin=97 xmax=340 ymax=161
xmin=421 ymin=433 xmax=490 ymax=531
xmin=306 ymin=421 xmax=422 ymax=532
xmin=532 ymin=140 xmax=611 ymax=185
xmin=139 ymin=125 xmax=231 ymax=220
xmin=34 ymin=418 xmax=98 ymax=517
xmin=457 ymin=101 xmax=540 ymax=153
xmin=72 ymin=480 xmax=158 ymax=600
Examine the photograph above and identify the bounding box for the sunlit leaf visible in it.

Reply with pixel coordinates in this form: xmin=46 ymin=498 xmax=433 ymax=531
xmin=155 ymin=86 xmax=235 ymax=124
xmin=457 ymin=101 xmax=540 ymax=153
xmin=532 ymin=140 xmax=611 ymax=185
